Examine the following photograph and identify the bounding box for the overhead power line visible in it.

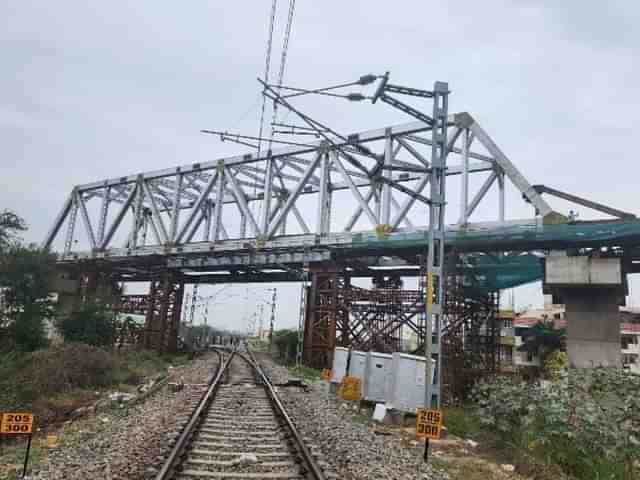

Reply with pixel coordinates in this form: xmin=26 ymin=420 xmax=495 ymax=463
xmin=257 ymin=0 xmax=278 ymax=157
xmin=268 ymin=0 xmax=297 ymax=151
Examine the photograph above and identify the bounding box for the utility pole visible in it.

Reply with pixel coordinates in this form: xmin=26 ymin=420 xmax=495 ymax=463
xmin=269 ymin=288 xmax=277 ymax=349
xmin=259 ymin=304 xmax=265 ymax=339
xmin=188 ymin=284 xmax=198 ymax=348
xmin=189 ymin=284 xmax=198 ymax=325
xmin=370 ymin=74 xmax=450 ymax=408
xmin=202 ymin=299 xmax=209 ymax=346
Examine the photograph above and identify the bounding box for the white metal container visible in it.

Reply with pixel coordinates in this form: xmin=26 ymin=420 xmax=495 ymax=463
xmin=331 ymin=347 xmax=349 ymax=384
xmin=363 ymin=351 xmax=393 ymax=402
xmin=387 ymin=352 xmax=432 ymax=413
xmin=347 ymin=350 xmax=367 ymax=382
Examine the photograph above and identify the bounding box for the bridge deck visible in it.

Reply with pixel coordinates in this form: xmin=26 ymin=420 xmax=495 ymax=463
xmin=55 ymin=218 xmax=640 ymax=290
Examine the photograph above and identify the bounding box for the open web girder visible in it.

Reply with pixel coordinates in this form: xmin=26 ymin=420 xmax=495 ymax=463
xmin=44 ymin=111 xmax=640 ymax=291
xmin=44 ymin=112 xmax=560 ymax=259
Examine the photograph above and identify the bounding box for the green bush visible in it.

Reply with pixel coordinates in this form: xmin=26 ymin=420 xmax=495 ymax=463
xmin=544 ymin=350 xmax=568 ymax=381
xmin=0 ymin=344 xmax=118 ymax=411
xmin=473 ymin=369 xmax=640 ymax=479
xmin=56 ymin=302 xmax=116 ymax=347
xmin=0 ymin=344 xmax=180 ymax=410
xmin=272 ymin=329 xmax=298 ymax=363
xmin=22 ymin=343 xmax=119 ymax=397
xmin=8 ymin=307 xmax=49 ymax=352
xmin=0 ymin=344 xmax=186 ymax=429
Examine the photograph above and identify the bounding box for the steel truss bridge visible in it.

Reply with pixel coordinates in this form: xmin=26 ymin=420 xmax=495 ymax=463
xmin=44 ymin=110 xmax=640 ymax=284
xmin=44 ymin=99 xmax=640 ymax=404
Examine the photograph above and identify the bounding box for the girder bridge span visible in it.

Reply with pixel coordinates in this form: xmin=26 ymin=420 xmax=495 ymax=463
xmin=44 ymin=108 xmax=640 ymax=396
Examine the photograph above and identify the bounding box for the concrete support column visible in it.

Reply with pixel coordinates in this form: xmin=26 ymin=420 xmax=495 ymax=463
xmin=563 ymin=288 xmax=621 ymax=368
xmin=545 ymin=251 xmax=625 ymax=369
xmin=49 ymin=268 xmax=81 ymax=318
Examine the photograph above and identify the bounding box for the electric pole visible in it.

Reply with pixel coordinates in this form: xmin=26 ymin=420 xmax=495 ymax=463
xmin=187 ymin=284 xmax=198 ymax=348
xmin=259 ymin=304 xmax=265 ymax=339
xmin=202 ymin=299 xmax=209 ymax=346
xmin=269 ymin=288 xmax=277 ymax=349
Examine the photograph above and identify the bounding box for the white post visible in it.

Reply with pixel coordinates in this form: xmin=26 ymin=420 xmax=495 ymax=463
xmin=498 ymin=171 xmax=505 ymax=224
xmin=381 ymin=130 xmax=393 ymax=226
xmin=459 ymin=128 xmax=469 ymax=225
xmin=316 ymin=151 xmax=330 ymax=235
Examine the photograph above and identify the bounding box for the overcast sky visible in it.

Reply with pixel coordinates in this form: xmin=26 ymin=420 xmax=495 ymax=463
xmin=2 ymin=1 xmax=639 ymax=330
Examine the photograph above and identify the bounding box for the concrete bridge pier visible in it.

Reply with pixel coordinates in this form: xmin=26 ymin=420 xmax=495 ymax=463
xmin=563 ymin=288 xmax=622 ymax=368
xmin=545 ymin=251 xmax=625 ymax=368
xmin=50 ymin=267 xmax=122 ymax=316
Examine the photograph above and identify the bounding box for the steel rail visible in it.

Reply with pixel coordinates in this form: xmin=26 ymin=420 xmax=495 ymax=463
xmin=244 ymin=347 xmax=327 ymax=480
xmin=154 ymin=345 xmax=325 ymax=480
xmin=154 ymin=348 xmax=235 ymax=480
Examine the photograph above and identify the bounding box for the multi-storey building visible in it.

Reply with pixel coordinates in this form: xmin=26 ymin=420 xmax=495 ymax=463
xmin=498 ymin=300 xmax=640 ymax=373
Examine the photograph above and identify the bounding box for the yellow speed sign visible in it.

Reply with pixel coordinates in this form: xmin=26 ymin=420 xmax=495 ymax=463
xmin=340 ymin=376 xmax=362 ymax=401
xmin=1 ymin=412 xmax=34 ymax=435
xmin=416 ymin=408 xmax=442 ymax=440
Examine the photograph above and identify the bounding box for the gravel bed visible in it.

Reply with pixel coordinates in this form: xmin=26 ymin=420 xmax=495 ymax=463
xmin=29 ymin=352 xmax=219 ymax=480
xmin=256 ymin=354 xmax=449 ymax=480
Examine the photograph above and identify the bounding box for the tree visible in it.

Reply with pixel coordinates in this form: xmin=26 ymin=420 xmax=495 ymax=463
xmin=272 ymin=329 xmax=298 ymax=363
xmin=518 ymin=320 xmax=566 ymax=368
xmin=0 ymin=210 xmax=27 ymax=252
xmin=56 ymin=302 xmax=116 ymax=348
xmin=0 ymin=244 xmax=55 ymax=351
xmin=9 ymin=306 xmax=49 ymax=352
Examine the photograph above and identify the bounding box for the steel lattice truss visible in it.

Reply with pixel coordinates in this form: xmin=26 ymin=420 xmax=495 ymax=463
xmin=341 ymin=286 xmax=424 ymax=353
xmin=441 ymin=274 xmax=500 ymax=405
xmin=43 ymin=112 xmax=557 ymax=260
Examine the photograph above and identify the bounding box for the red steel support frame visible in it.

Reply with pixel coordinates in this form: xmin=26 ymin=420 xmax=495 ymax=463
xmin=440 ymin=262 xmax=500 ymax=404
xmin=303 ymin=263 xmax=347 ymax=368
xmin=142 ymin=272 xmax=184 ymax=353
xmin=302 ymin=260 xmax=500 ymax=400
xmin=304 ymin=265 xmax=424 ymax=368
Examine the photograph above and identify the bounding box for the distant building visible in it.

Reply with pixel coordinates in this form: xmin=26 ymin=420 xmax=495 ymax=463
xmin=498 ymin=297 xmax=640 ymax=373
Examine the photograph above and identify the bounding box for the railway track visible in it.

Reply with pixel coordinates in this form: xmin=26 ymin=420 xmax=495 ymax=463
xmin=154 ymin=346 xmax=327 ymax=480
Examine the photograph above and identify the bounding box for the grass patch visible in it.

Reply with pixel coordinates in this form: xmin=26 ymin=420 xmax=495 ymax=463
xmin=287 ymin=365 xmax=322 ymax=382
xmin=248 ymin=339 xmax=269 ymax=352
xmin=0 ymin=435 xmax=46 ymax=480
xmin=0 ymin=344 xmax=184 ymax=427
xmin=432 ymin=456 xmax=530 ymax=480
xmin=0 ymin=399 xmax=135 ymax=479
xmin=351 ymin=412 xmax=370 ymax=424
xmin=0 ymin=346 xmax=187 ymax=478
xmin=443 ymin=406 xmax=483 ymax=439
